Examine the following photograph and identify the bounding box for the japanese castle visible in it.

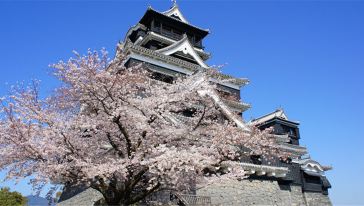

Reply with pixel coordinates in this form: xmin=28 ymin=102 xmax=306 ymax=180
xmin=58 ymin=2 xmax=332 ymax=205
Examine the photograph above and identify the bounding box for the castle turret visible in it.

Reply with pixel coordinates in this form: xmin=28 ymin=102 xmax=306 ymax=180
xmin=249 ymin=109 xmax=332 ymax=205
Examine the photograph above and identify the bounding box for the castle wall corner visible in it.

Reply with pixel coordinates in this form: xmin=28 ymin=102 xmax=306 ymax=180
xmin=303 ymin=191 xmax=332 ymax=206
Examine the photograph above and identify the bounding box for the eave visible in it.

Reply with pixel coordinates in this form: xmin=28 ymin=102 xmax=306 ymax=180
xmin=278 ymin=143 xmax=307 ymax=156
xmin=250 ymin=109 xmax=299 ymax=126
xmin=209 ymin=74 xmax=249 ymax=87
xmin=252 ymin=117 xmax=300 ymax=129
xmin=123 ymin=41 xmax=200 ymax=73
xmin=140 ymin=7 xmax=209 ymax=38
xmin=292 ymin=158 xmax=332 ymax=172
xmin=222 ymin=99 xmax=251 ymax=113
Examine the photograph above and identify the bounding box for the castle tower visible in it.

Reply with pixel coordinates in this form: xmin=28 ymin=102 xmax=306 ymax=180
xmin=118 ymin=2 xmax=250 ymax=118
xmin=117 ymin=4 xmax=333 ymax=204
xmin=58 ymin=3 xmax=332 ymax=205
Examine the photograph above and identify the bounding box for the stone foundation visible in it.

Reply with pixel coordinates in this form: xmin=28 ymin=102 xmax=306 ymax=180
xmin=57 ymin=179 xmax=332 ymax=206
xmin=196 ymin=179 xmax=331 ymax=206
xmin=304 ymin=192 xmax=332 ymax=206
xmin=290 ymin=185 xmax=306 ymax=206
xmin=57 ymin=188 xmax=102 ymax=206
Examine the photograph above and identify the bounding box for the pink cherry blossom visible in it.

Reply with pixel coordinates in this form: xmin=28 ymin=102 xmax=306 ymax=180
xmin=0 ymin=50 xmax=288 ymax=205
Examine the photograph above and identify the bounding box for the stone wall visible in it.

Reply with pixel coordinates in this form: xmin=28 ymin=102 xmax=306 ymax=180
xmin=57 ymin=188 xmax=102 ymax=206
xmin=57 ymin=180 xmax=332 ymax=206
xmin=290 ymin=185 xmax=306 ymax=206
xmin=197 ymin=179 xmax=280 ymax=205
xmin=304 ymin=192 xmax=332 ymax=206
xmin=196 ymin=179 xmax=308 ymax=206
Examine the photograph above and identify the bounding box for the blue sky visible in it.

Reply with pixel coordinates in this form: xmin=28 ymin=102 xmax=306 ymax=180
xmin=0 ymin=0 xmax=363 ymax=205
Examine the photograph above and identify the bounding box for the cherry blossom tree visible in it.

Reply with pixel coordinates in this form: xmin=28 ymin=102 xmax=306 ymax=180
xmin=0 ymin=50 xmax=287 ymax=205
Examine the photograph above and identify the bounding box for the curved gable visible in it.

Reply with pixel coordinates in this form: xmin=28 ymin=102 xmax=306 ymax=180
xmin=156 ymin=34 xmax=209 ymax=68
xmin=162 ymin=3 xmax=189 ymax=24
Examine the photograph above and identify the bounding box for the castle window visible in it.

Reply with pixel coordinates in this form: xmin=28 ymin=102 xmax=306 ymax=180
xmin=154 ymin=20 xmax=161 ymax=28
xmin=174 ymin=29 xmax=182 ymax=36
xmin=289 ymin=128 xmax=296 ymax=136
xmin=163 ymin=25 xmax=172 ymax=32
xmin=304 ymin=173 xmax=322 ymax=184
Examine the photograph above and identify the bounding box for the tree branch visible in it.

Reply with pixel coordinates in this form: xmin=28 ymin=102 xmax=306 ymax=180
xmin=106 ymin=132 xmax=124 ymax=158
xmin=193 ymin=105 xmax=206 ymax=131
xmin=113 ymin=115 xmax=132 ymax=157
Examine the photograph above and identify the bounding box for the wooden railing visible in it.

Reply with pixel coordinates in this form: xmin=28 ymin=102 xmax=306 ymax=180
xmin=151 ymin=27 xmax=204 ymax=49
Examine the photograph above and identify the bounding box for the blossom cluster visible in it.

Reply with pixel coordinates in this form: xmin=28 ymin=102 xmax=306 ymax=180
xmin=0 ymin=50 xmax=287 ymax=204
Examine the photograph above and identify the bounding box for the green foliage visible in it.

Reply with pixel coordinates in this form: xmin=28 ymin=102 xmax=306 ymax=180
xmin=0 ymin=187 xmax=27 ymax=206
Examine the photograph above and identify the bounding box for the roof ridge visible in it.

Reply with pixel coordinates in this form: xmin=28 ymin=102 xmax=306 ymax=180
xmin=252 ymin=109 xmax=285 ymax=121
xmin=147 ymin=6 xmax=210 ymax=33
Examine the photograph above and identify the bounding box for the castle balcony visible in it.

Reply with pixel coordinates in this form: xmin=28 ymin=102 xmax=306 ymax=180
xmin=150 ymin=26 xmax=204 ymax=49
xmin=152 ymin=26 xmax=181 ymax=41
